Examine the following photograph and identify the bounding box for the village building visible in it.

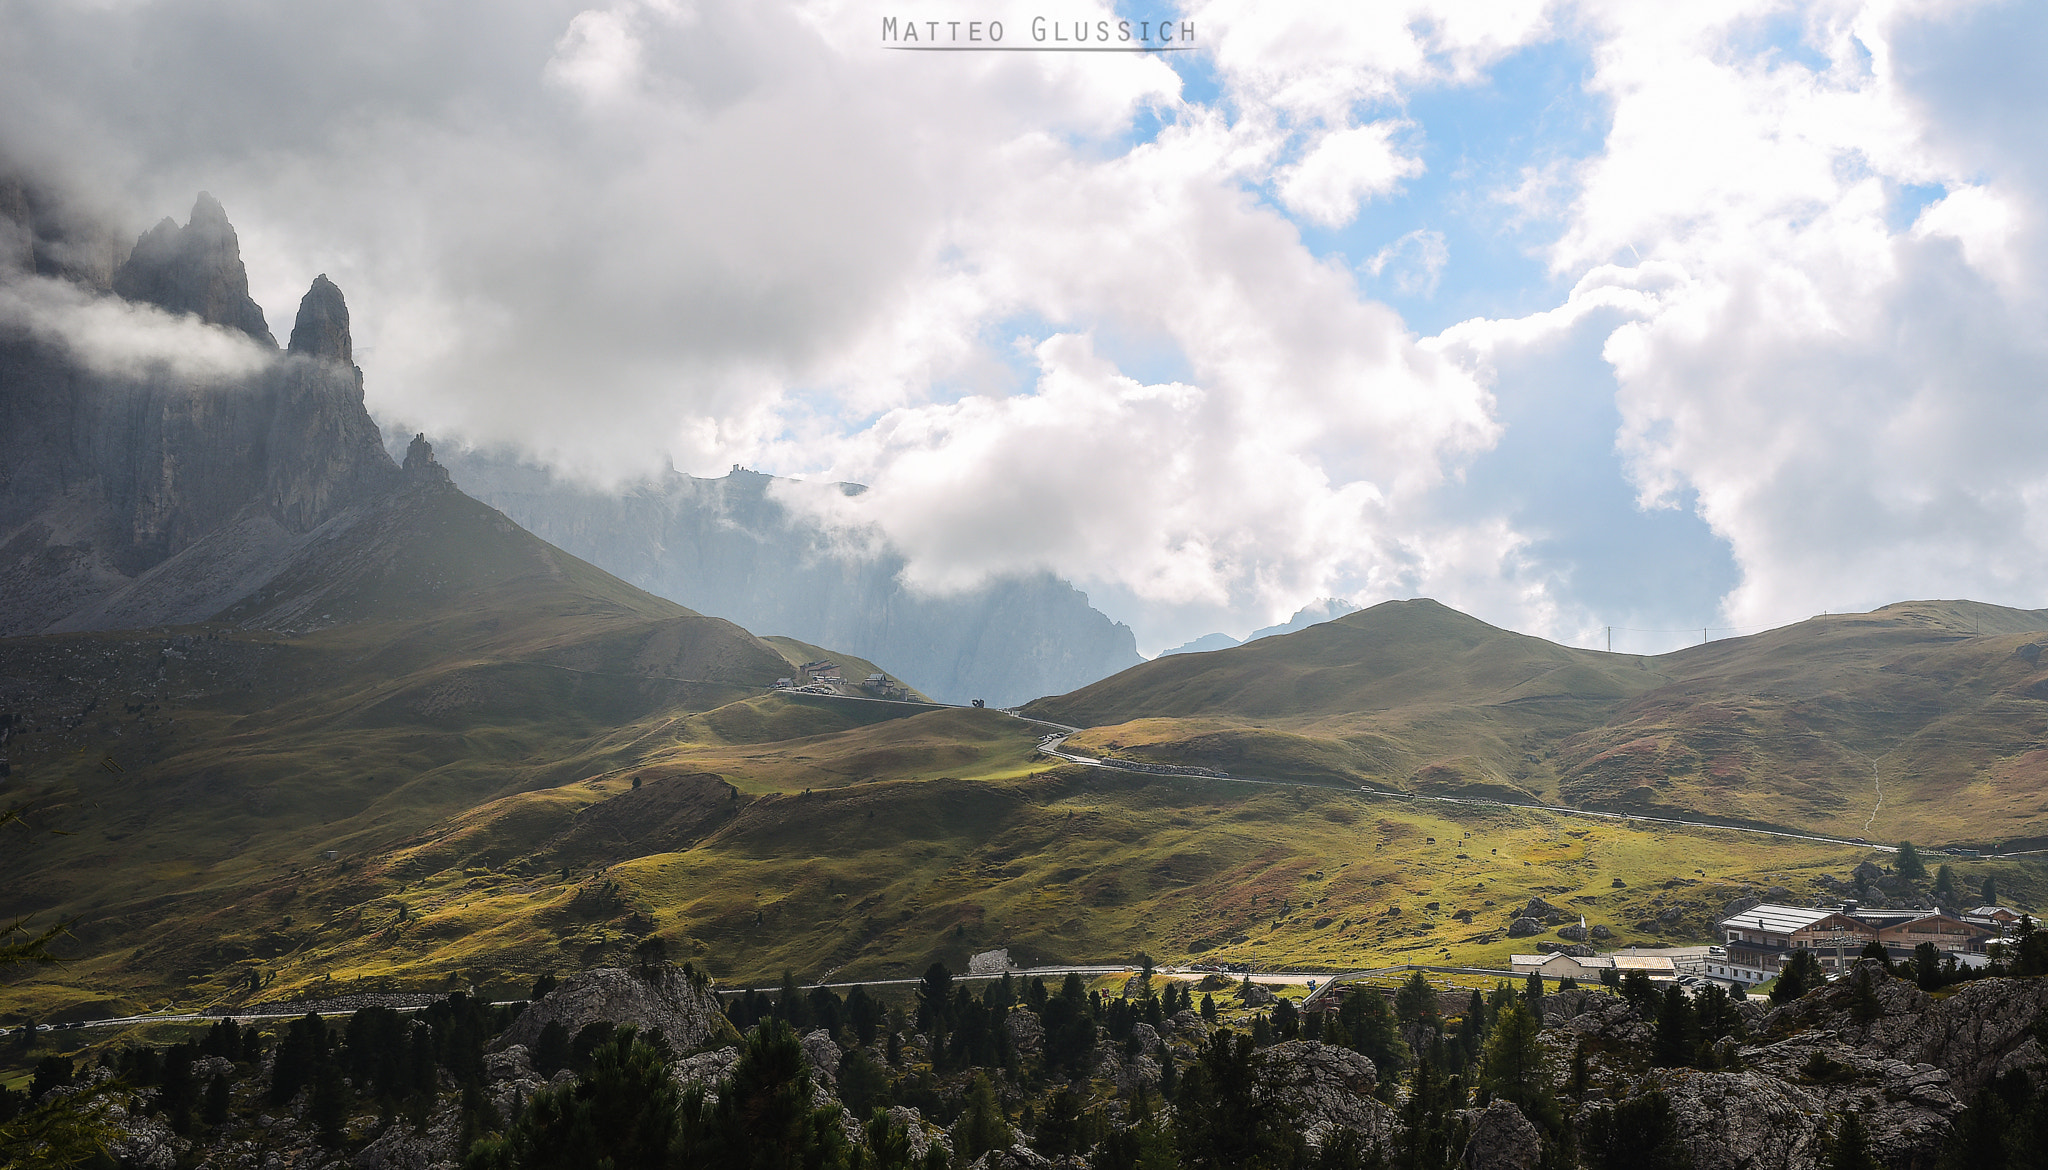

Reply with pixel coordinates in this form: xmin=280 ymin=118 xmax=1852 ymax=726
xmin=1714 ymin=901 xmax=2006 ymax=982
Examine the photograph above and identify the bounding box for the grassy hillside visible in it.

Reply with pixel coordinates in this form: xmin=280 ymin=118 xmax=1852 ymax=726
xmin=0 ymin=482 xmax=796 ymax=1018
xmin=8 ymin=561 xmax=2047 ymax=1025
xmin=1025 ymin=598 xmax=2048 ymax=844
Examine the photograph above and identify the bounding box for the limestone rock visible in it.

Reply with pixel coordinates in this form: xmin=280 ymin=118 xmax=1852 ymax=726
xmin=802 ymin=1029 xmax=843 ymax=1083
xmin=1006 ymin=1008 xmax=1045 ymax=1054
xmin=112 ymin=192 xmax=277 ymax=344
xmin=673 ymin=1045 xmax=741 ymax=1102
xmin=484 ymin=1045 xmax=534 ymax=1082
xmin=1463 ymin=1100 xmax=1539 ymax=1170
xmin=1556 ymin=923 xmax=1589 ymax=942
xmin=1129 ymin=1021 xmax=1162 ymax=1056
xmin=404 ymin=434 xmax=453 ymax=485
xmin=968 ymin=1144 xmax=1059 ymax=1170
xmin=885 ymin=1105 xmax=949 ymax=1161
xmin=1167 ymin=1010 xmax=1208 ymax=1042
xmin=1256 ymin=1040 xmax=1393 ymax=1152
xmin=1507 ymin=917 xmax=1543 ymax=938
xmin=1239 ymin=982 xmax=1277 ymax=1007
xmin=351 ymin=1097 xmax=464 ymax=1170
xmin=1649 ymin=1068 xmax=1825 ymax=1170
xmin=497 ymin=965 xmax=735 ymax=1055
xmin=289 ymin=274 xmax=353 ymax=364
xmin=1913 ymin=972 xmax=2048 ymax=1097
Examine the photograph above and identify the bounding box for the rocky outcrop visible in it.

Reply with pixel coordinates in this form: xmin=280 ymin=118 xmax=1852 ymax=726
xmin=289 ymin=274 xmax=353 ymax=363
xmin=802 ymin=1029 xmax=843 ymax=1084
xmin=112 ymin=193 xmax=277 ymax=345
xmin=1005 ymin=1007 xmax=1045 ymax=1054
xmin=0 ymin=192 xmax=403 ymax=634
xmin=351 ymin=1098 xmax=465 ymax=1170
xmin=1463 ymin=1100 xmax=1540 ymax=1170
xmin=498 ymin=965 xmax=736 ymax=1055
xmin=674 ymin=1045 xmax=742 ymax=1103
xmin=1256 ymin=1041 xmax=1393 ymax=1152
xmin=1912 ymin=973 xmax=2048 ymax=1097
xmin=433 ymin=450 xmax=1144 ymax=706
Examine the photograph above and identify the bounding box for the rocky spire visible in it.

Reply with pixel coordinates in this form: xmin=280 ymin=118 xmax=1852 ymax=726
xmin=403 ymin=433 xmax=451 ymax=484
xmin=288 ymin=274 xmax=352 ymax=363
xmin=111 ymin=192 xmax=277 ymax=345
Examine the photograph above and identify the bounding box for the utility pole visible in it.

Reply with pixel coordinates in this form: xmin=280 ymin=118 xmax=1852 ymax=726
xmin=1606 ymin=626 xmax=1612 ymax=653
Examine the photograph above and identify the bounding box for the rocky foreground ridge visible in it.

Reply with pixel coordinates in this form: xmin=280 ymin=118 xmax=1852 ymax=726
xmin=10 ymin=958 xmax=2048 ymax=1169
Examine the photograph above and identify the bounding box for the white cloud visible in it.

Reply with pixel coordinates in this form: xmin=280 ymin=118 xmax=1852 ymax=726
xmin=1276 ymin=120 xmax=1424 ymax=227
xmin=1365 ymin=227 xmax=1450 ymax=298
xmin=0 ymin=273 xmax=276 ymax=381
xmin=6 ymin=0 xmax=2047 ymax=655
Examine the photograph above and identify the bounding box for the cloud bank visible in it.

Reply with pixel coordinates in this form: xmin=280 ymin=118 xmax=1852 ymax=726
xmin=2 ymin=0 xmax=2044 ymax=654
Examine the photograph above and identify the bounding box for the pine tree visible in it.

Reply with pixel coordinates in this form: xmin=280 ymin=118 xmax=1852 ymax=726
xmin=202 ymin=1072 xmax=231 ymax=1127
xmin=1478 ymin=1002 xmax=1559 ymax=1131
xmin=1933 ymin=864 xmax=1958 ymax=900
xmin=468 ymin=1027 xmax=679 ymax=1170
xmin=1982 ymin=874 xmax=2000 ymax=906
xmin=1828 ymin=1110 xmax=1882 ymax=1170
xmin=955 ymin=1072 xmax=1011 ymax=1160
xmin=1652 ymin=986 xmax=1699 ymax=1068
xmin=1582 ymin=1090 xmax=1690 ymax=1170
xmin=1896 ymin=841 xmax=1926 ymax=881
xmin=1770 ymin=951 xmax=1823 ymax=1004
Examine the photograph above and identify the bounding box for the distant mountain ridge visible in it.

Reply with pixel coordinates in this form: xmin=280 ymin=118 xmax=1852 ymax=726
xmin=1159 ymin=597 xmax=1360 ymax=657
xmin=430 ymin=449 xmax=1144 ymax=707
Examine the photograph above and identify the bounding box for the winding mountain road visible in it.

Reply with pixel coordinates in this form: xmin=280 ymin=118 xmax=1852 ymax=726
xmin=777 ymin=690 xmax=1916 ymax=854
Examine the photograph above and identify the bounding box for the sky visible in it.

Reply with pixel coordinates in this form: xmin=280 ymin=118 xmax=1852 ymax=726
xmin=2 ymin=0 xmax=2044 ymax=657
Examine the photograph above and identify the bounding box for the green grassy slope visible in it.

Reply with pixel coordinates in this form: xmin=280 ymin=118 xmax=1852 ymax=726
xmin=0 ymin=482 xmax=794 ymax=1018
xmin=1025 ymin=598 xmax=2048 ymax=843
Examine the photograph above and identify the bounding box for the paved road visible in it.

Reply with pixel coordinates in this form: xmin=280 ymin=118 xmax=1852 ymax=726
xmin=773 ymin=691 xmax=1925 ymax=855
xmin=1025 ymin=727 xmax=1910 ymax=855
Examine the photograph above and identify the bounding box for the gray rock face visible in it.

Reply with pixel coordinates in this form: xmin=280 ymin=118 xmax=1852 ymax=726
xmin=1646 ymin=1069 xmax=1825 ymax=1170
xmin=1463 ymin=1100 xmax=1539 ymax=1170
xmin=112 ymin=193 xmax=276 ymax=345
xmin=498 ymin=965 xmax=733 ymax=1055
xmin=1005 ymin=1005 xmax=1046 ymax=1053
xmin=1128 ymin=1021 xmax=1162 ymax=1056
xmin=1256 ymin=1041 xmax=1392 ymax=1152
xmin=885 ymin=1105 xmax=948 ymax=1160
xmin=1905 ymin=972 xmax=2048 ymax=1096
xmin=674 ymin=1045 xmax=741 ymax=1104
xmin=1507 ymin=917 xmax=1543 ymax=938
xmin=289 ymin=274 xmax=352 ymax=363
xmin=802 ymin=1029 xmax=843 ymax=1083
xmin=432 ymin=450 xmax=1144 ymax=706
xmin=0 ymin=192 xmax=402 ymax=634
xmin=351 ymin=1098 xmax=464 ymax=1170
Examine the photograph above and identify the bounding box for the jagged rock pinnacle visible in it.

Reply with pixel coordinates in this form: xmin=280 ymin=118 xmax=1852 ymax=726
xmin=112 ymin=192 xmax=277 ymax=346
xmin=404 ymin=433 xmax=452 ymax=484
xmin=288 ymin=274 xmax=352 ymax=363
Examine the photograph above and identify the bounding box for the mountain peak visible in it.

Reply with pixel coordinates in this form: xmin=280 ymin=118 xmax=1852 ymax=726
xmin=288 ymin=274 xmax=352 ymax=363
xmin=404 ymin=433 xmax=451 ymax=483
xmin=111 ymin=192 xmax=276 ymax=346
